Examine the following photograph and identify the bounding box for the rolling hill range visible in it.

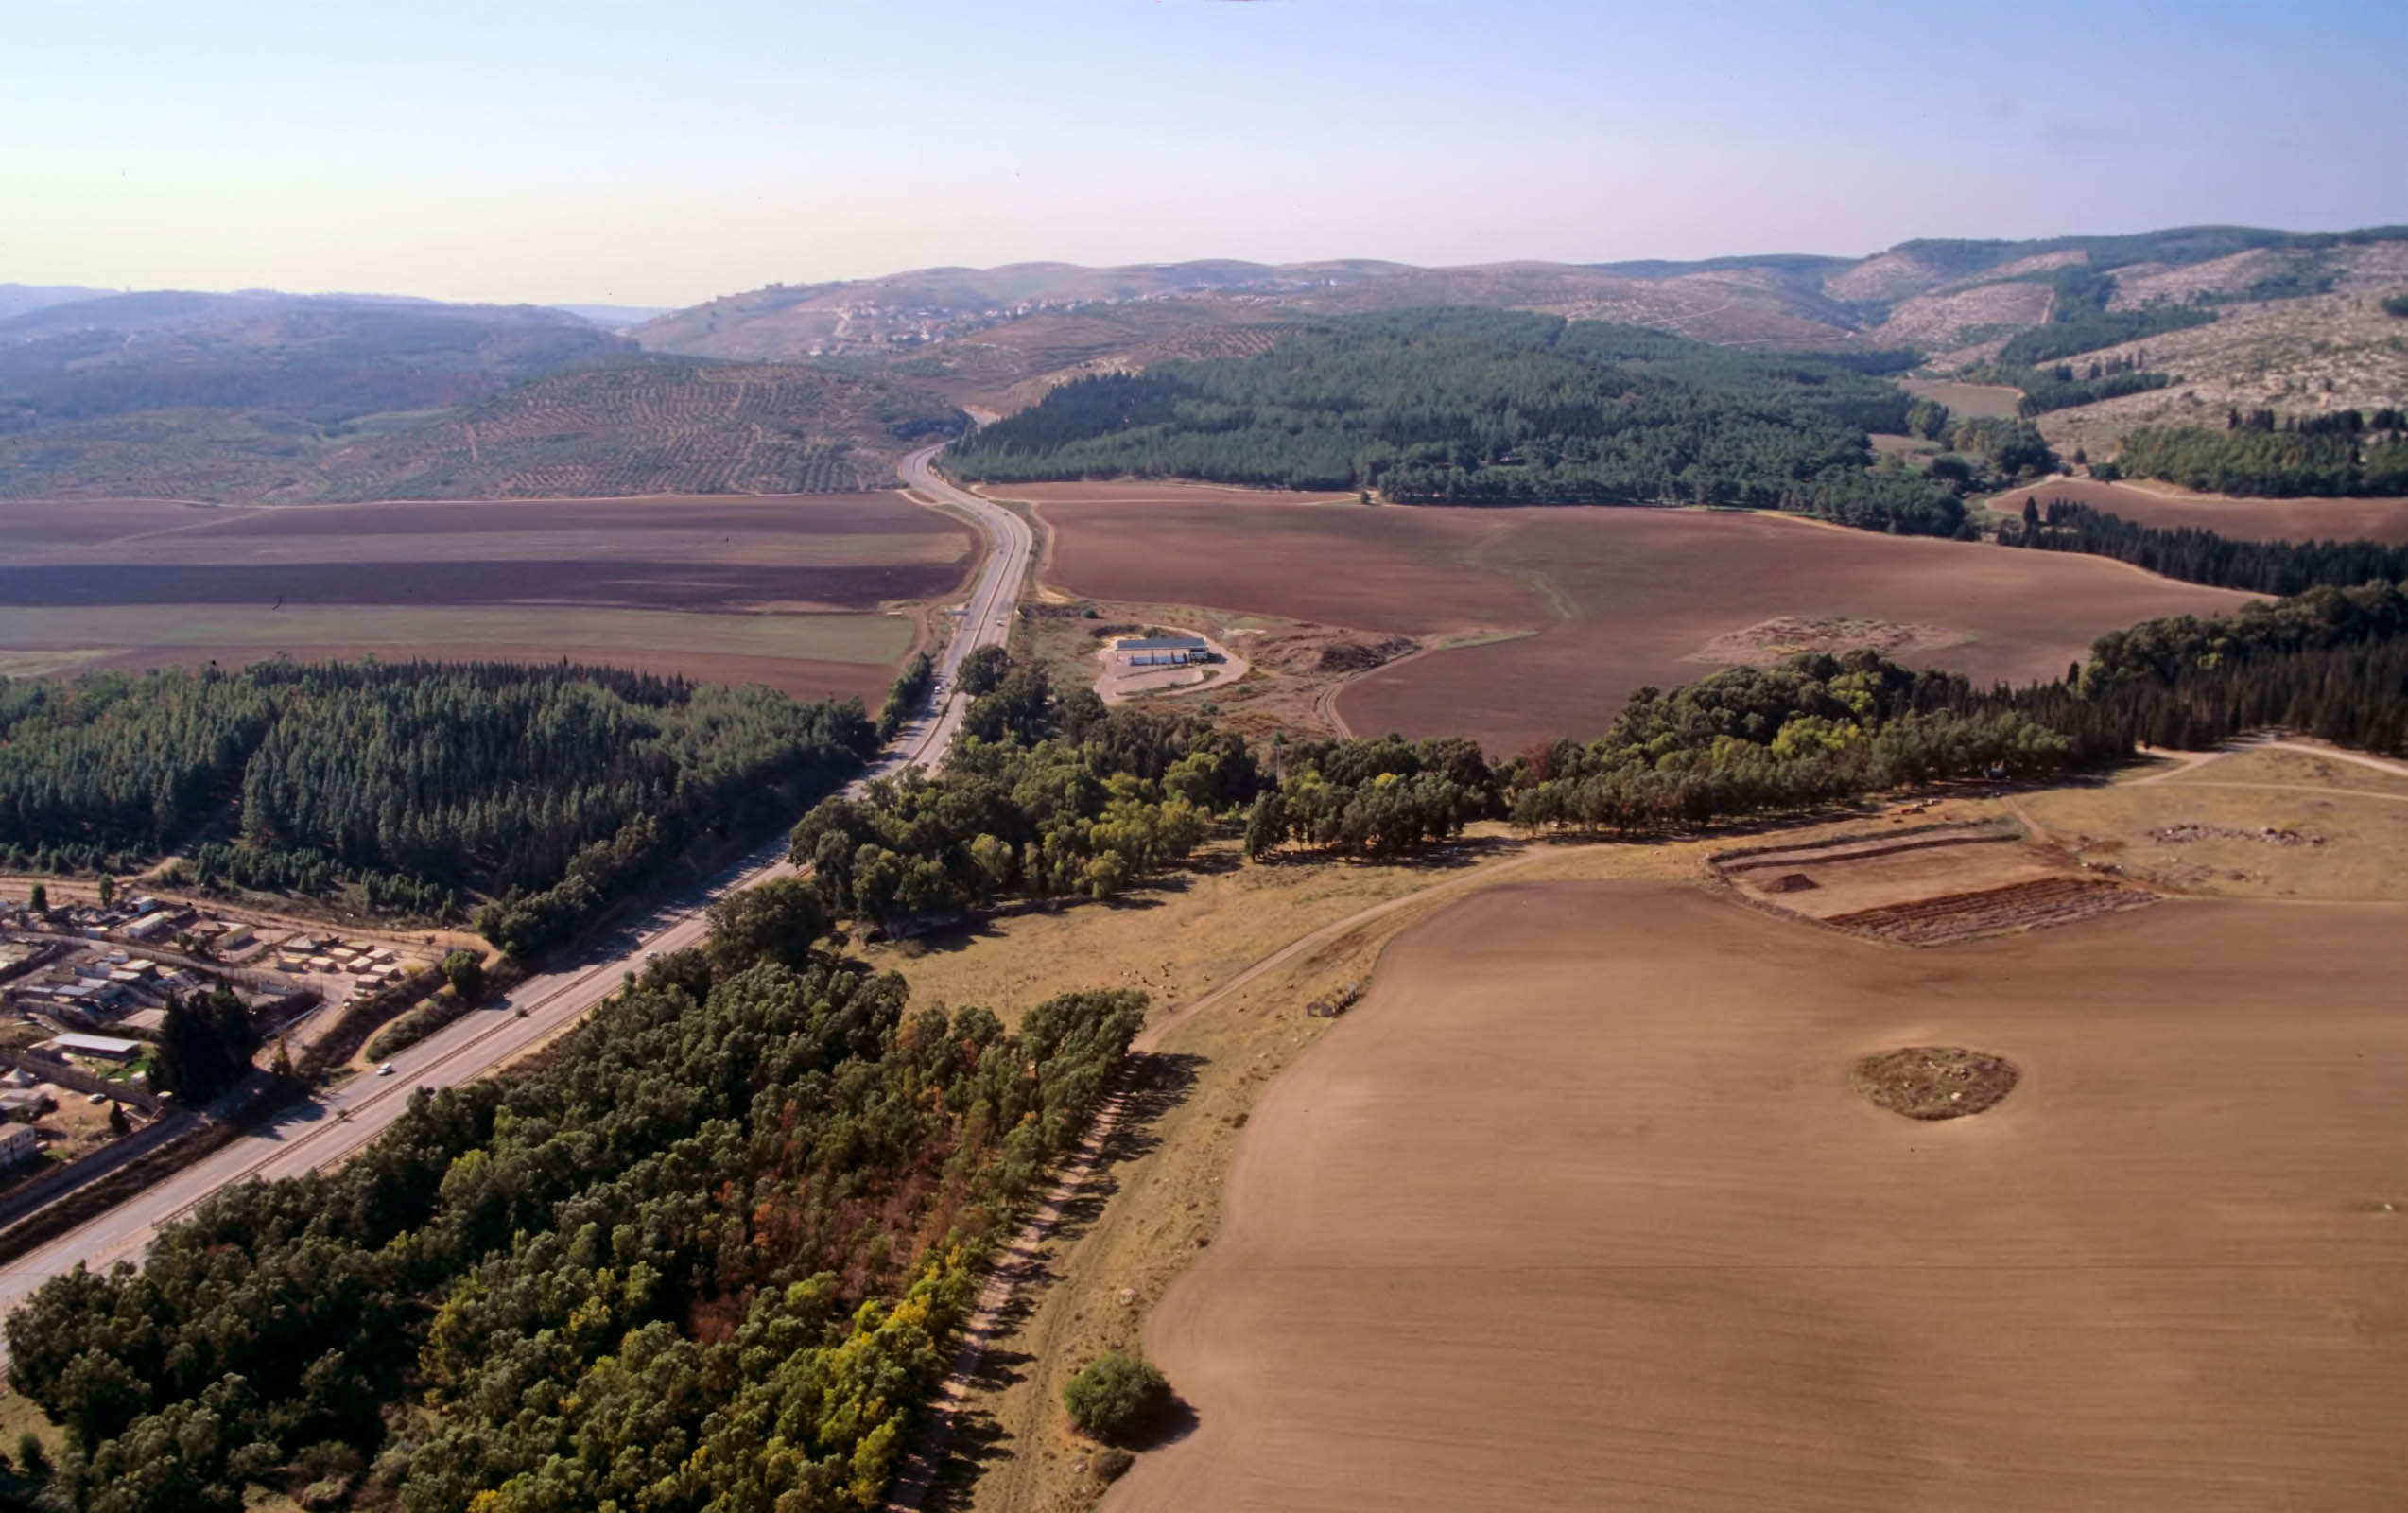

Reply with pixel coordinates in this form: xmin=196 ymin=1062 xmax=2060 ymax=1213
xmin=0 ymin=292 xmax=961 ymax=502
xmin=0 ymin=290 xmax=632 ymax=431
xmin=634 ymin=226 xmax=2408 ymax=359
xmin=6 ymin=224 xmax=2401 ymax=502
xmin=0 ymin=359 xmax=960 ymax=503
xmin=635 ymin=226 xmax=2408 ymax=432
xmin=0 ymin=283 xmax=113 ymax=322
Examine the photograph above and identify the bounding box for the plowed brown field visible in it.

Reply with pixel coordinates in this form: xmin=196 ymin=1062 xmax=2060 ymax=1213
xmin=0 ymin=493 xmax=974 ymax=699
xmin=1022 ymin=486 xmax=2255 ymax=752
xmin=1117 ymin=882 xmax=2408 ymax=1512
xmin=1992 ymin=478 xmax=2408 ymax=545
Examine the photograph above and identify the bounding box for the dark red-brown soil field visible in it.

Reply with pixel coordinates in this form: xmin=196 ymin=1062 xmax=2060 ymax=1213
xmin=1993 ymin=478 xmax=2408 ymax=545
xmin=1020 ymin=486 xmax=2255 ymax=753
xmin=1118 ymin=883 xmax=2408 ymax=1512
xmin=0 ymin=493 xmax=975 ymax=699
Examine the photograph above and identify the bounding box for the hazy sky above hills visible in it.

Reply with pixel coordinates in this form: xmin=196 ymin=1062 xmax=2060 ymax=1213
xmin=6 ymin=0 xmax=2403 ymax=308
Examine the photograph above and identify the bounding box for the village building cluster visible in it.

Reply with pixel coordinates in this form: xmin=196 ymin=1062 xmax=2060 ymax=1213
xmin=0 ymin=886 xmax=438 ymax=1174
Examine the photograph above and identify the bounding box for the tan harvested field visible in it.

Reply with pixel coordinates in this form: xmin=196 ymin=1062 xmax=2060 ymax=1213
xmin=0 ymin=492 xmax=973 ymax=699
xmin=2020 ymin=746 xmax=2408 ymax=902
xmin=1117 ymin=882 xmax=2408 ymax=1512
xmin=1019 ymin=484 xmax=2256 ymax=752
xmin=1991 ymin=477 xmax=2408 ymax=545
xmin=1897 ymin=376 xmax=2026 ymax=418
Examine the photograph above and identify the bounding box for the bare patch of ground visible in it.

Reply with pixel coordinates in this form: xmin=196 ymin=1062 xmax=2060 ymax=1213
xmin=1092 ymin=627 xmax=1250 ymax=705
xmin=1873 ymin=281 xmax=2055 ymax=349
xmin=1897 ymin=377 xmax=2026 ymax=419
xmin=1690 ymin=614 xmax=1966 ymax=668
xmin=1825 ymin=875 xmax=2155 ymax=943
xmin=1851 ymin=1045 xmax=2018 ymax=1120
xmin=2021 ymin=749 xmax=2408 ymax=901
xmin=1715 ymin=823 xmax=2157 ymax=944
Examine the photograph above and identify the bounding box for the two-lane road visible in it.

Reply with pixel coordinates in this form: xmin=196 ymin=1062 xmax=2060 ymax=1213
xmin=0 ymin=440 xmax=1031 ymax=1321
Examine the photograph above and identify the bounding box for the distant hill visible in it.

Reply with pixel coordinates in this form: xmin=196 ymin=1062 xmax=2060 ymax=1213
xmin=0 ymin=283 xmax=113 ymax=322
xmin=637 ymin=227 xmax=2408 ymax=427
xmin=0 ymin=290 xmax=630 ymax=428
xmin=0 ymin=358 xmax=959 ymax=503
xmin=11 ymin=225 xmax=2402 ymax=501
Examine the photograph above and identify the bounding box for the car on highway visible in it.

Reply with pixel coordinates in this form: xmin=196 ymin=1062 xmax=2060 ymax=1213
xmin=377 ymin=1063 xmax=395 ymax=1077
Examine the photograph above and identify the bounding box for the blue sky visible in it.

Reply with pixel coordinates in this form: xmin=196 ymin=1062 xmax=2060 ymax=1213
xmin=4 ymin=0 xmax=2401 ymax=306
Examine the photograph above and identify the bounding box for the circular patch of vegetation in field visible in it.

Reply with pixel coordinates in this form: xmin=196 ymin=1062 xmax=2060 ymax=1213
xmin=1851 ymin=1046 xmax=2018 ymax=1120
xmin=1065 ymin=1350 xmax=1172 ymax=1444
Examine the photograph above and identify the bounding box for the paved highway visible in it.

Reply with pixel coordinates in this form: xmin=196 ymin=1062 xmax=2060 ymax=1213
xmin=0 ymin=440 xmax=1032 ymax=1321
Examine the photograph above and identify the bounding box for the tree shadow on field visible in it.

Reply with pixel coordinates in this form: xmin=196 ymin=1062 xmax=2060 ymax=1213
xmin=921 ymin=1050 xmax=1206 ymax=1509
xmin=1131 ymin=1391 xmax=1202 ymax=1451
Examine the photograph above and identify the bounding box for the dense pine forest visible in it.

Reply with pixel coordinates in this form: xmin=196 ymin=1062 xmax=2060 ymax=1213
xmin=6 ymin=897 xmax=1143 ymax=1513
xmin=2010 ymin=497 xmax=2408 ymax=593
xmin=2111 ymin=408 xmax=2408 ymax=496
xmin=0 ymin=661 xmax=873 ymax=951
xmin=949 ymin=310 xmax=1970 ymax=534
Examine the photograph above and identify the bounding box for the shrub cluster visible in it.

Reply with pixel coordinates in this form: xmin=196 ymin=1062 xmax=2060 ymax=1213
xmin=1064 ymin=1351 xmax=1172 ymax=1444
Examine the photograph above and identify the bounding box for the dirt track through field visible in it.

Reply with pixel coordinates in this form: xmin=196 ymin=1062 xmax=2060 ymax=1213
xmin=1114 ymin=882 xmax=2408 ymax=1511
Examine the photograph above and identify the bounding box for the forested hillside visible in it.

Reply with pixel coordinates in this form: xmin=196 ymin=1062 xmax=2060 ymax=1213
xmin=2111 ymin=408 xmax=2408 ymax=496
xmin=950 ymin=311 xmax=1966 ymax=532
xmin=0 ymin=294 xmax=627 ymax=432
xmin=0 ymin=661 xmax=873 ymax=948
xmin=0 ymin=359 xmax=961 ymax=503
xmin=6 ymin=896 xmax=1144 ymax=1512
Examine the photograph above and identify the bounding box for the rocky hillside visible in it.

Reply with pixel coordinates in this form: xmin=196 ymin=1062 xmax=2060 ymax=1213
xmin=634 ymin=227 xmax=2408 ymax=423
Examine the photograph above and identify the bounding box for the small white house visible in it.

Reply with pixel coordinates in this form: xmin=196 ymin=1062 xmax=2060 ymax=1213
xmin=0 ymin=1125 xmax=41 ymax=1167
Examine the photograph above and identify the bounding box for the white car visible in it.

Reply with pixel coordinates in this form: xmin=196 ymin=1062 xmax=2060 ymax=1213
xmin=377 ymin=1063 xmax=396 ymax=1077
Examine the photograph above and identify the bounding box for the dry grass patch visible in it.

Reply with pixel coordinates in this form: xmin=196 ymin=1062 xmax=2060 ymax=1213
xmin=2159 ymin=744 xmax=2408 ymax=798
xmin=2021 ymin=759 xmax=2408 ymax=902
xmin=1851 ymin=1046 xmax=2019 ymax=1120
xmin=861 ymin=830 xmax=1536 ymax=1027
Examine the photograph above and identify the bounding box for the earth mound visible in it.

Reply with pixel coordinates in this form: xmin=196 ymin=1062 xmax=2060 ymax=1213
xmin=1852 ymin=1046 xmax=2019 ymax=1120
xmin=1691 ymin=615 xmax=1965 ymax=668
